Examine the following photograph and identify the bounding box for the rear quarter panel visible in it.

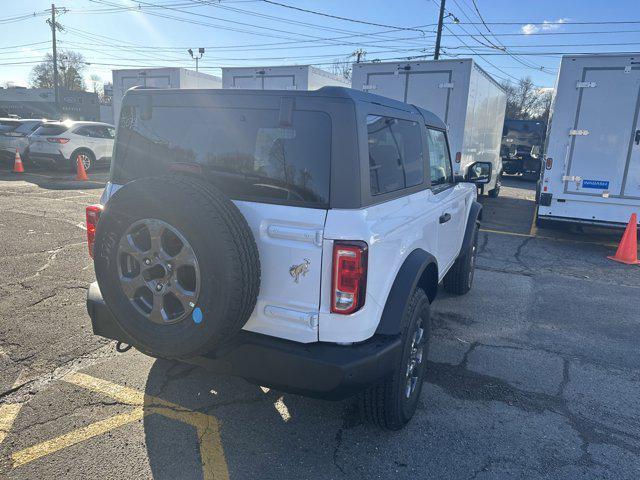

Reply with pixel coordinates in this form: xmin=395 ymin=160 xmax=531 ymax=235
xmin=319 ymin=183 xmax=474 ymax=343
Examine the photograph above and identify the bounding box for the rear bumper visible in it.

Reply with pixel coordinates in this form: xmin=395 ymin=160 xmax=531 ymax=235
xmin=28 ymin=152 xmax=67 ymax=165
xmin=87 ymin=282 xmax=401 ymax=400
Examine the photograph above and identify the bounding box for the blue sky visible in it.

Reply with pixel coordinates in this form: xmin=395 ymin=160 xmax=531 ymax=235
xmin=1 ymin=0 xmax=639 ymax=90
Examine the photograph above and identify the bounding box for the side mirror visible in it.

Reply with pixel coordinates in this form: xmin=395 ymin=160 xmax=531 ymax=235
xmin=453 ymin=174 xmax=464 ymax=183
xmin=466 ymin=161 xmax=492 ymax=185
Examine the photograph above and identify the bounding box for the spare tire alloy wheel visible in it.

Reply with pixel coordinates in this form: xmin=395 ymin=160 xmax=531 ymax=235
xmin=118 ymin=218 xmax=200 ymax=325
xmin=93 ymin=176 xmax=261 ymax=359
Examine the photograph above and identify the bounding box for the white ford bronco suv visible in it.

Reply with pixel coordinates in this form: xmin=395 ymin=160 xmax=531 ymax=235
xmin=86 ymin=87 xmax=490 ymax=430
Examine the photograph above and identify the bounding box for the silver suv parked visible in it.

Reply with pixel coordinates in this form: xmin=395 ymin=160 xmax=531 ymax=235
xmin=0 ymin=118 xmax=48 ymax=162
xmin=29 ymin=120 xmax=115 ymax=171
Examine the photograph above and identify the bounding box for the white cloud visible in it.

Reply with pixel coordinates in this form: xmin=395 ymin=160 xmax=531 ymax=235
xmin=521 ymin=18 xmax=569 ymax=35
xmin=541 ymin=18 xmax=569 ymax=31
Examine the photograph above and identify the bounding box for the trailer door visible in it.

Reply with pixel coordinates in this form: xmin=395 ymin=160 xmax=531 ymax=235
xmin=232 ymin=76 xmax=262 ymax=89
xmin=565 ymin=67 xmax=640 ymax=197
xmin=263 ymin=75 xmax=296 ymax=90
xmin=405 ymin=71 xmax=452 ymax=123
xmin=621 ymin=77 xmax=640 ymax=198
xmin=365 ymin=73 xmax=405 ymax=101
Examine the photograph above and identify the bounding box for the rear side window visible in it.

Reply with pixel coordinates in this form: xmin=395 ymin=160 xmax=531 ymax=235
xmin=426 ymin=129 xmax=453 ymax=188
xmin=0 ymin=120 xmax=19 ymax=133
xmin=114 ymin=105 xmax=331 ymax=207
xmin=34 ymin=124 xmax=68 ymax=136
xmin=15 ymin=122 xmax=41 ymax=134
xmin=367 ymin=115 xmax=424 ymax=196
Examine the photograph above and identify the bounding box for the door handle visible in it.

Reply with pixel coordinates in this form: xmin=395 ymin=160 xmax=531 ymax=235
xmin=635 ymin=129 xmax=640 ymax=146
xmin=439 ymin=213 xmax=451 ymax=224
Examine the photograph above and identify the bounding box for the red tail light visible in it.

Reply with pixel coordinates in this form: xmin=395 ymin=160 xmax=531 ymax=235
xmin=455 ymin=151 xmax=462 ymax=163
xmin=86 ymin=204 xmax=103 ymax=258
xmin=47 ymin=137 xmax=70 ymax=144
xmin=545 ymin=157 xmax=553 ymax=170
xmin=331 ymin=241 xmax=368 ymax=315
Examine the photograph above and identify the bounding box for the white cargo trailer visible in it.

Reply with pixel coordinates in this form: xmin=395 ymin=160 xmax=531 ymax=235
xmin=351 ymin=59 xmax=507 ymax=195
xmin=537 ymin=53 xmax=640 ymax=227
xmin=112 ymin=68 xmax=221 ymax=124
xmin=222 ymin=65 xmax=349 ymax=90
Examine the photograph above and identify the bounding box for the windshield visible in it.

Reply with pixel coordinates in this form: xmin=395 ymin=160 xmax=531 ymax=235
xmin=113 ymin=103 xmax=332 ymax=208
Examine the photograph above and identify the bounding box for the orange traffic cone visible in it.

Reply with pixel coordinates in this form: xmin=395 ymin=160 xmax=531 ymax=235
xmin=607 ymin=213 xmax=640 ymax=265
xmin=12 ymin=148 xmax=24 ymax=173
xmin=75 ymin=156 xmax=88 ymax=181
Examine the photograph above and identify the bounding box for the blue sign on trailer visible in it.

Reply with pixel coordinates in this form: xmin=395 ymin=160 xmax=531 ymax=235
xmin=581 ymin=180 xmax=610 ymax=189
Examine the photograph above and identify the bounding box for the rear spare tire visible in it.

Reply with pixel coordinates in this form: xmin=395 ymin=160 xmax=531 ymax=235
xmin=93 ymin=176 xmax=260 ymax=358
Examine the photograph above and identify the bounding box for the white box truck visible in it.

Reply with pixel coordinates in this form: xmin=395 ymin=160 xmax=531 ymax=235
xmin=112 ymin=68 xmax=221 ymax=124
xmin=351 ymin=59 xmax=507 ymax=196
xmin=222 ymin=65 xmax=349 ymax=90
xmin=537 ymin=53 xmax=640 ymax=228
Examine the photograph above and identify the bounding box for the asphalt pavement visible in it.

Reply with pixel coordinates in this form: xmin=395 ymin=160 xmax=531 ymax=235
xmin=1 ymin=167 xmax=639 ymax=479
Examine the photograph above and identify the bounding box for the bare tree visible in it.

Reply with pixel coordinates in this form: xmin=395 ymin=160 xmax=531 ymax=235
xmin=29 ymin=50 xmax=86 ymax=91
xmin=500 ymin=77 xmax=555 ymax=122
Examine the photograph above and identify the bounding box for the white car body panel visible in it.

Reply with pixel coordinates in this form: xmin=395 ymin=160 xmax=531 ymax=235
xmin=539 ymin=53 xmax=640 ymax=225
xmin=319 ymin=184 xmax=472 ymax=343
xmin=351 ymin=59 xmax=506 ymax=191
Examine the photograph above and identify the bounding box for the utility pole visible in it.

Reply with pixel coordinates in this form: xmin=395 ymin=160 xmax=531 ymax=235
xmin=188 ymin=48 xmax=205 ymax=72
xmin=434 ymin=0 xmax=446 ymax=60
xmin=46 ymin=4 xmax=64 ymax=110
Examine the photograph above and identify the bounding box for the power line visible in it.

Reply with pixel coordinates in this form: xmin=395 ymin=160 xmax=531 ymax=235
xmin=261 ymin=0 xmax=431 ymax=34
xmin=453 ymin=0 xmax=555 ymax=75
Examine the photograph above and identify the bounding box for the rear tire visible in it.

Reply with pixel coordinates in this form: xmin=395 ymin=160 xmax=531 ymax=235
xmin=443 ymin=223 xmax=478 ymax=295
xmin=359 ymin=289 xmax=430 ymax=430
xmin=488 ymin=172 xmax=502 ymax=198
xmin=70 ymin=150 xmax=94 ymax=173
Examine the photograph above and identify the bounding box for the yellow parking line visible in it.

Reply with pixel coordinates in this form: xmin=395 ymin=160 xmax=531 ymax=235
xmin=480 ymin=227 xmax=617 ymax=247
xmin=64 ymin=372 xmax=229 ymax=480
xmin=0 ymin=404 xmax=23 ymax=445
xmin=12 ymin=408 xmax=144 ymax=468
xmin=480 ymin=228 xmax=533 ymax=238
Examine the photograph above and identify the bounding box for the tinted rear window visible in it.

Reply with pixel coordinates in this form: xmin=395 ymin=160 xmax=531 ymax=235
xmin=34 ymin=124 xmax=68 ymax=136
xmin=113 ymin=105 xmax=331 ymax=207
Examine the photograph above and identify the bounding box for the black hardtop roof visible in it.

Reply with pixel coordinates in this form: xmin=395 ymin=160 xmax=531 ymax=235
xmin=126 ymin=85 xmax=447 ymax=130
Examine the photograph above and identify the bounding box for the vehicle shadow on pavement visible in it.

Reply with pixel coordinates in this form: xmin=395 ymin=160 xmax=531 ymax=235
xmin=0 ymin=164 xmax=107 ymax=191
xmin=140 ymin=358 xmax=363 ymax=480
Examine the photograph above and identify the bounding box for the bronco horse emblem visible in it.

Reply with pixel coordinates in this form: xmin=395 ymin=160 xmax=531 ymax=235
xmin=289 ymin=259 xmax=311 ymax=283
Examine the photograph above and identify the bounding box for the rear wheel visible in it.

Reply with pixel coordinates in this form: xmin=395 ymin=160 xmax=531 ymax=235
xmin=71 ymin=150 xmax=94 ymax=172
xmin=443 ymin=223 xmax=478 ymax=295
xmin=488 ymin=171 xmax=502 ymax=198
xmin=359 ymin=288 xmax=430 ymax=430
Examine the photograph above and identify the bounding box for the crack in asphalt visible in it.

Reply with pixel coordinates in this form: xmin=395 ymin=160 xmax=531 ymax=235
xmin=426 ymin=345 xmax=640 ymax=464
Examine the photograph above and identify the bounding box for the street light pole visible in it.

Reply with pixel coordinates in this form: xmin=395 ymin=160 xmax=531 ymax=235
xmin=188 ymin=48 xmax=205 ymax=72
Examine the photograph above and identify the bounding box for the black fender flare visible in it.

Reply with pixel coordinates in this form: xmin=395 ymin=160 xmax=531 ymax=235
xmin=375 ymin=249 xmax=438 ymax=336
xmin=459 ymin=201 xmax=482 ymax=254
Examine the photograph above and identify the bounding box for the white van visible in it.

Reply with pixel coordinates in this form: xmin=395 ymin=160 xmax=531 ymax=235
xmin=537 ymin=53 xmax=640 ymax=227
xmin=351 ymin=59 xmax=507 ymax=197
